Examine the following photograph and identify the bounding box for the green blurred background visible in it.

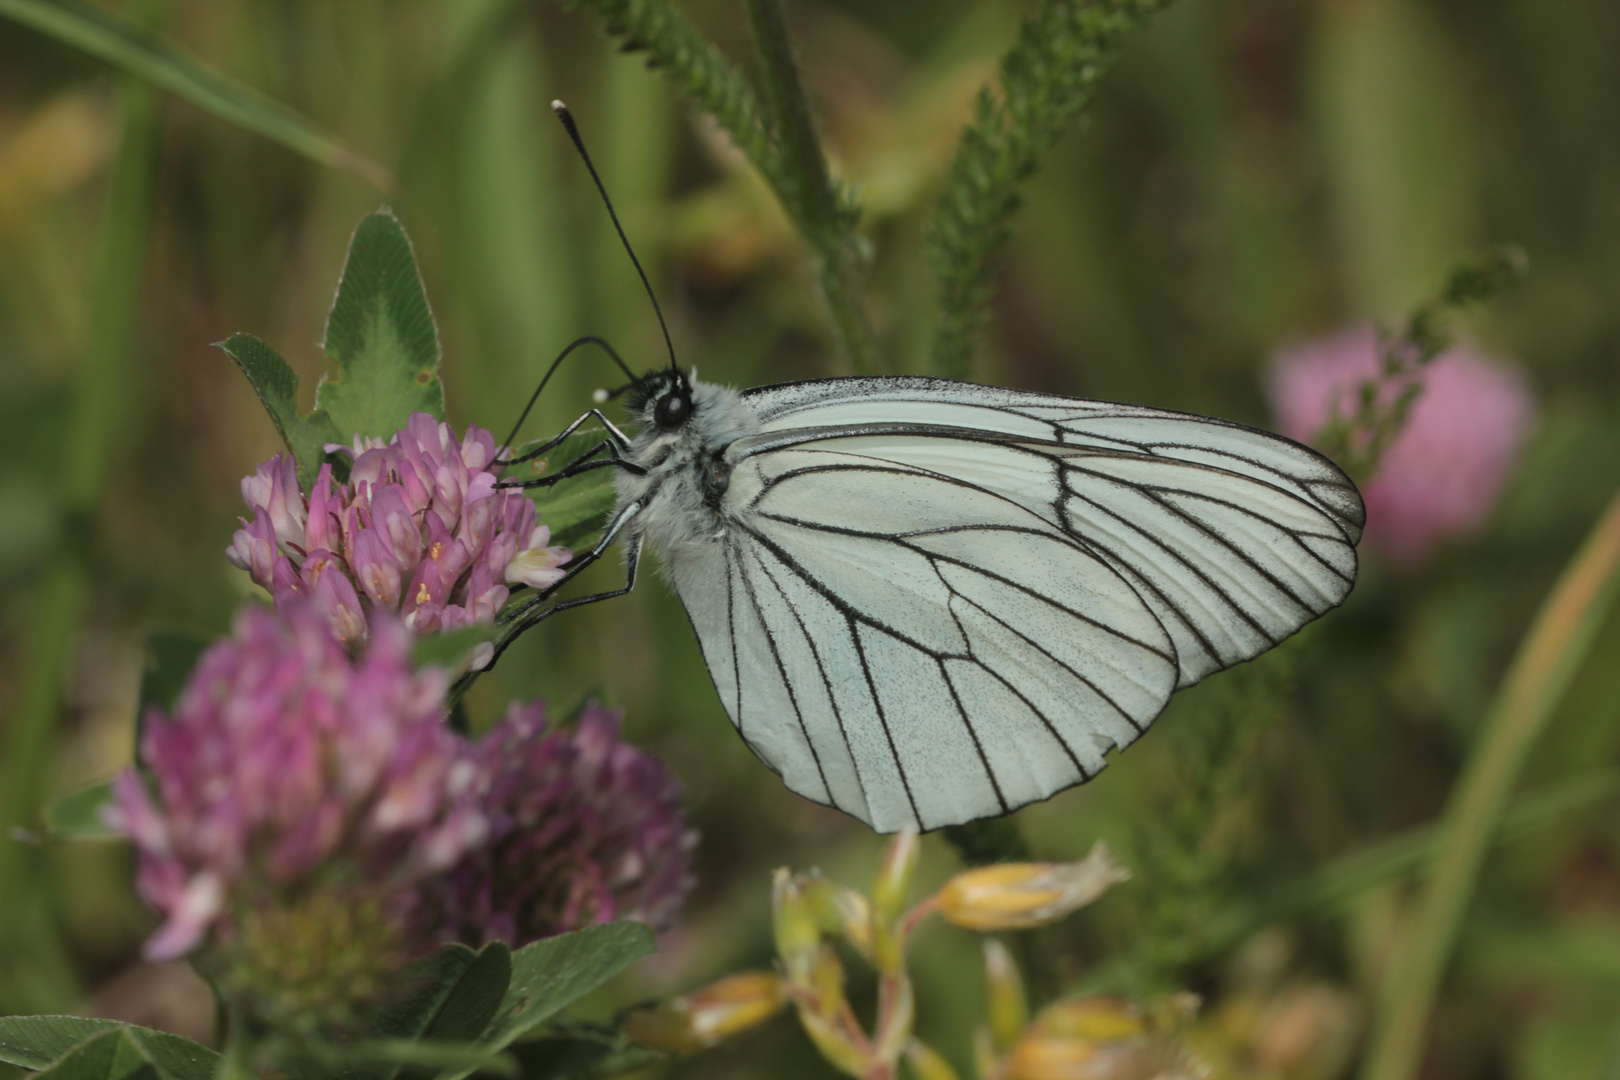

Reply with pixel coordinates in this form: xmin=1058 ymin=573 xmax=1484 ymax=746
xmin=2 ymin=0 xmax=1619 ymax=1077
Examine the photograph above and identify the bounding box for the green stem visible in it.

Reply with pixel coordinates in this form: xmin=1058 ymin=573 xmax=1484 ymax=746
xmin=925 ymin=0 xmax=1172 ymax=379
xmin=0 ymin=0 xmax=162 ymax=1012
xmin=1360 ymin=488 xmax=1620 ymax=1080
xmin=743 ymin=0 xmax=878 ymax=374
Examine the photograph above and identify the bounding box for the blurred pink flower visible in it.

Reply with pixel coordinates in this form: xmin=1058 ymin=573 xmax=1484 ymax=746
xmin=435 ymin=700 xmax=696 ymax=948
xmin=107 ymin=604 xmax=484 ymax=967
xmin=1267 ymin=326 xmax=1535 ymax=568
xmin=225 ymin=414 xmax=571 ymax=650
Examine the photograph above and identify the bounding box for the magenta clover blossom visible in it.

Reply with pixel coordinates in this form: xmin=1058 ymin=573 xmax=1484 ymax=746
xmin=110 ymin=601 xmax=694 ymax=1027
xmin=108 ymin=604 xmax=485 ymax=967
xmin=435 ymin=700 xmax=696 ymax=948
xmin=227 ymin=413 xmax=571 ymax=650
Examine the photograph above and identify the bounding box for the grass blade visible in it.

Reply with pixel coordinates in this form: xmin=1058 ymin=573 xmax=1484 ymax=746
xmin=0 ymin=0 xmax=390 ymax=189
xmin=0 ymin=0 xmax=164 ymax=1012
xmin=1361 ymin=488 xmax=1620 ymax=1080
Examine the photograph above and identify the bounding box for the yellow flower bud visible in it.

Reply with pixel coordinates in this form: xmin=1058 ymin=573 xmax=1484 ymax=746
xmin=801 ymin=873 xmax=872 ymax=955
xmin=1032 ymin=998 xmax=1148 ymax=1042
xmin=984 ymin=939 xmax=1029 ymax=1051
xmin=796 ymin=1004 xmax=874 ymax=1078
xmin=937 ymin=842 xmax=1128 ymax=932
xmin=773 ymin=868 xmax=822 ymax=979
xmin=1004 ymin=998 xmax=1207 ymax=1080
xmin=872 ymin=826 xmax=920 ymax=925
xmin=832 ymin=886 xmax=873 ymax=957
xmin=809 ymin=944 xmax=848 ymax=1020
xmin=905 ymin=1038 xmax=964 ymax=1080
xmin=1004 ymin=1036 xmax=1204 ymax=1080
xmin=622 ymin=971 xmax=788 ymax=1055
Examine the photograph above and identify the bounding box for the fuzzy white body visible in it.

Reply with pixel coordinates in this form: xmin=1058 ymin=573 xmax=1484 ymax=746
xmin=616 ymin=378 xmax=761 ymax=561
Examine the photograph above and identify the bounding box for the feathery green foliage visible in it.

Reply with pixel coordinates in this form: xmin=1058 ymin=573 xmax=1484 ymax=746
xmin=1122 ymin=653 xmax=1290 ymax=988
xmin=926 ymin=0 xmax=1173 ymax=379
xmin=566 ymin=0 xmax=772 ymax=169
xmin=1316 ymin=246 xmax=1528 ymax=481
xmin=567 ymin=0 xmax=878 ymax=370
xmin=743 ymin=0 xmax=877 ymax=373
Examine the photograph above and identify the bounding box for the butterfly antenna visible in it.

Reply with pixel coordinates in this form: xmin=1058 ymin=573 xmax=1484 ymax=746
xmin=552 ymin=100 xmax=678 ymax=373
xmin=501 ymin=335 xmax=635 ymax=452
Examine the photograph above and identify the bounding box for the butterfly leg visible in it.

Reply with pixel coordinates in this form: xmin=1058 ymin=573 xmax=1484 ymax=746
xmin=496 ymin=438 xmax=646 ymax=490
xmin=478 ymin=503 xmax=645 ymax=675
xmin=496 ymin=408 xmax=632 ymax=467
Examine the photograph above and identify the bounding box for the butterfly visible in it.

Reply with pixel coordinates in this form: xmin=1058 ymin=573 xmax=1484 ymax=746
xmin=482 ymin=104 xmax=1365 ymax=833
xmin=492 ymin=365 xmax=1363 ymax=833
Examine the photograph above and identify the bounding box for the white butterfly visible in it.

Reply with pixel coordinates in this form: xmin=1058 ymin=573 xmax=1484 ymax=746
xmin=494 ymin=368 xmax=1363 ymax=833
xmin=490 ymin=101 xmax=1364 ymax=833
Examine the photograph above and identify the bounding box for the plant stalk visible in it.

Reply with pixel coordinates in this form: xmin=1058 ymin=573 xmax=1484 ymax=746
xmin=743 ymin=0 xmax=878 ymax=374
xmin=1360 ymin=488 xmax=1620 ymax=1080
xmin=0 ymin=0 xmax=163 ymax=1011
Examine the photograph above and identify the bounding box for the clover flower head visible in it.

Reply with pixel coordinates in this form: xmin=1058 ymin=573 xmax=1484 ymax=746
xmin=225 ymin=414 xmax=572 ymax=648
xmin=107 ymin=604 xmax=485 ymax=1027
xmin=1267 ymin=325 xmax=1535 ymax=568
xmin=436 ymin=700 xmax=695 ymax=947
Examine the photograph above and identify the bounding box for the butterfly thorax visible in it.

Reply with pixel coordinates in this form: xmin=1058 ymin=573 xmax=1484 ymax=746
xmin=617 ymin=375 xmax=760 ymax=555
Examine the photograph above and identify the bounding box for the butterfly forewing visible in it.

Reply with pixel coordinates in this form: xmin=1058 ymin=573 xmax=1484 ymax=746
xmin=658 ymin=376 xmax=1363 ymax=832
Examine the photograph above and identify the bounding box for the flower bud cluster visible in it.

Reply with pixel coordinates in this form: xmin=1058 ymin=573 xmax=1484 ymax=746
xmin=639 ymin=830 xmax=1144 ymax=1078
xmin=226 ymin=414 xmax=570 ymax=647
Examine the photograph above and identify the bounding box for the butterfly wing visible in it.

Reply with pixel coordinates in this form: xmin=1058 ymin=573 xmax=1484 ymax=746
xmin=665 ymin=377 xmax=1362 ymax=832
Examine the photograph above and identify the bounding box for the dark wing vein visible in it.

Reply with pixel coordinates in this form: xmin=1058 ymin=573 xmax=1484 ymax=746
xmin=734 ymin=541 xmax=833 ymax=800
xmin=749 ymin=548 xmax=869 ymax=822
xmin=756 ymin=511 xmax=1175 ymax=663
xmin=741 ymin=522 xmax=920 ymax=822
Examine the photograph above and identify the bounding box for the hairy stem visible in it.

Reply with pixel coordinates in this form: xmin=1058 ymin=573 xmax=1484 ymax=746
xmin=569 ymin=0 xmax=878 ymax=372
xmin=743 ymin=0 xmax=878 ymax=373
xmin=925 ymin=0 xmax=1172 ymax=379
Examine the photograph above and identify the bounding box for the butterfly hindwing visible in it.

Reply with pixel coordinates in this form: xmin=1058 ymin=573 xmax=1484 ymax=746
xmin=657 ymin=376 xmax=1362 ymax=832
xmin=671 ymin=444 xmax=1180 ymax=832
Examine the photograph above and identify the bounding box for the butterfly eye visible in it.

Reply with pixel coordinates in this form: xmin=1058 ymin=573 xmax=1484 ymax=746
xmin=654 ymin=389 xmax=691 ymax=431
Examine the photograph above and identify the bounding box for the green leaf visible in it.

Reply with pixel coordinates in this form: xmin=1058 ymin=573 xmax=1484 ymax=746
xmin=303 ymin=1041 xmax=516 ymax=1079
xmin=507 ymin=1020 xmax=662 ymax=1080
xmin=0 ymin=0 xmax=389 ymax=188
xmin=43 ymin=781 xmax=115 ymax=840
xmin=512 ymin=429 xmax=620 ymax=550
xmin=347 ymin=943 xmax=511 ymax=1080
xmin=412 ymin=627 xmax=500 ymax=676
xmin=440 ymin=924 xmax=656 ymax=1080
xmin=0 ymin=1017 xmax=218 ymax=1080
xmin=33 ymin=1029 xmax=156 ymax=1080
xmin=216 ymin=334 xmax=344 ymax=491
xmin=317 ymin=210 xmax=445 ymax=440
xmin=137 ymin=628 xmax=212 ymax=715
xmin=421 ymin=943 xmax=513 ymax=1045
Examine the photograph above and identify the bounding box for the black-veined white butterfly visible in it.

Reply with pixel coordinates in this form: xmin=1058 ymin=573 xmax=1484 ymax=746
xmin=482 ymin=104 xmax=1365 ymax=834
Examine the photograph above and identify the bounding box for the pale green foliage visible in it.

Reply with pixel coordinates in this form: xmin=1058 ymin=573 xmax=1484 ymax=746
xmin=926 ymin=0 xmax=1173 ymax=379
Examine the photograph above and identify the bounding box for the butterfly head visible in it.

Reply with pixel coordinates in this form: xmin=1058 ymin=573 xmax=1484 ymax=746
xmin=624 ymin=369 xmax=696 ymax=433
